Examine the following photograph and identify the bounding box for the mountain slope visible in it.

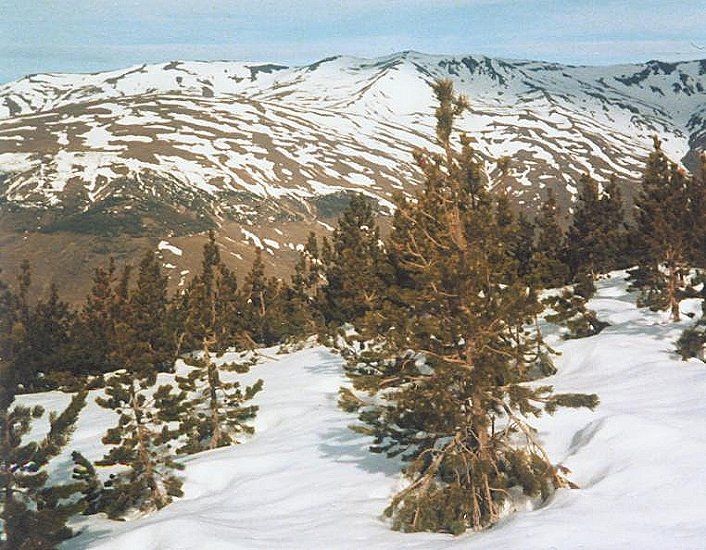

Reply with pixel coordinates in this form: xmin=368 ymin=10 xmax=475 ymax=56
xmin=19 ymin=272 xmax=706 ymax=548
xmin=0 ymin=53 xmax=704 ymax=297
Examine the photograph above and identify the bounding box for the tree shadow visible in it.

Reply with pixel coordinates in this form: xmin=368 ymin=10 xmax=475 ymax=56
xmin=317 ymin=420 xmax=403 ymax=478
xmin=64 ymin=525 xmax=114 ymax=550
xmin=305 ymin=348 xmax=404 ymax=478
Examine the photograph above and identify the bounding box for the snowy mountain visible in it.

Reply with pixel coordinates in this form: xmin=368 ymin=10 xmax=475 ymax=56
xmin=22 ymin=272 xmax=706 ymax=548
xmin=0 ymin=52 xmax=704 ymax=297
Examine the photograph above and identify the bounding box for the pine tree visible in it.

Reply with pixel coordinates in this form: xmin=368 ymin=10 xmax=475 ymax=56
xmin=512 ymin=211 xmax=536 ymax=280
xmin=293 ymin=232 xmax=324 ymax=302
xmin=320 ymin=194 xmax=388 ymax=325
xmin=66 ymin=259 xmax=124 ymax=375
xmin=544 ymin=289 xmax=609 ymax=339
xmin=0 ymin=263 xmax=78 ymax=391
xmin=531 ymin=189 xmax=570 ymax=288
xmin=600 ymin=176 xmax=628 ymax=269
xmin=2 ymin=261 xmax=34 ymax=391
xmin=241 ymin=248 xmax=269 ymax=345
xmin=676 ymin=272 xmax=706 ymax=360
xmin=28 ymin=284 xmax=74 ymax=388
xmin=161 ymin=233 xmax=265 ymax=455
xmin=632 ymin=137 xmax=695 ymax=321
xmin=95 ymin=370 xmax=184 ymax=517
xmin=176 ymin=340 xmax=262 ymax=454
xmin=129 ymin=250 xmax=174 ymax=370
xmin=566 ymin=174 xmax=626 ymax=279
xmin=95 ymin=263 xmax=185 ymax=517
xmin=341 ymin=80 xmax=598 ymax=534
xmin=290 ymin=232 xmax=326 ymax=333
xmin=240 ymin=248 xmax=297 ymax=345
xmin=676 ymin=324 xmax=706 ymax=361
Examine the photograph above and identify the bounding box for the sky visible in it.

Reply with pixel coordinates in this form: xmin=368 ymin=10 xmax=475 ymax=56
xmin=1 ymin=0 xmax=705 ymax=83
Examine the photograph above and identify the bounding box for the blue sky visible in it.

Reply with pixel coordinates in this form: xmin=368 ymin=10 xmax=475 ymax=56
xmin=1 ymin=0 xmax=704 ymax=83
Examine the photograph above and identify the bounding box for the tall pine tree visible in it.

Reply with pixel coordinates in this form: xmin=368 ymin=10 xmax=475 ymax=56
xmin=566 ymin=174 xmax=626 ymax=278
xmin=632 ymin=137 xmax=698 ymax=321
xmin=320 ymin=194 xmax=388 ymax=326
xmin=531 ymin=189 xmax=570 ymax=288
xmin=0 ymin=347 xmax=87 ymax=550
xmin=341 ymin=80 xmax=597 ymax=534
xmin=95 ymin=256 xmax=184 ymax=517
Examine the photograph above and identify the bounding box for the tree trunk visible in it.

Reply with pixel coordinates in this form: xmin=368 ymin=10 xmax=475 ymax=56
xmin=203 ymin=337 xmax=222 ymax=450
xmin=666 ymin=253 xmax=680 ymax=322
xmin=131 ymin=381 xmax=167 ymax=510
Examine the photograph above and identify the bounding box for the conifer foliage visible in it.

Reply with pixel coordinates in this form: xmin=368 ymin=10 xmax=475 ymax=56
xmin=176 ymin=344 xmax=262 ymax=454
xmin=631 ymin=139 xmax=706 ymax=321
xmin=544 ymin=289 xmax=609 ymax=339
xmin=95 ymin=252 xmax=185 ymax=518
xmin=175 ymin=233 xmax=264 ymax=455
xmin=341 ymin=80 xmax=598 ymax=534
xmin=531 ymin=189 xmax=570 ymax=288
xmin=319 ymin=194 xmax=388 ymax=325
xmin=0 ymin=374 xmax=87 ymax=548
xmin=566 ymin=174 xmax=626 ymax=278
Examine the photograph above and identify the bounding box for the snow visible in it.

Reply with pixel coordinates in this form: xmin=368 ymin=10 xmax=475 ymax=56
xmin=6 ymin=272 xmax=702 ymax=548
xmin=157 ymin=241 xmax=183 ymax=256
xmin=2 ymin=52 xmax=703 ymax=219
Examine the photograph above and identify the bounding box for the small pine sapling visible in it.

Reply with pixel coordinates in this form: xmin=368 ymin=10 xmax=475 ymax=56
xmin=676 ymin=276 xmax=706 ymax=360
xmin=95 ymin=369 xmax=185 ymax=518
xmin=176 ymin=338 xmax=263 ymax=454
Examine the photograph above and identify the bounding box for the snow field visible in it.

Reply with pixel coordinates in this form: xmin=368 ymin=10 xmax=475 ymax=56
xmin=15 ymin=272 xmax=706 ymax=548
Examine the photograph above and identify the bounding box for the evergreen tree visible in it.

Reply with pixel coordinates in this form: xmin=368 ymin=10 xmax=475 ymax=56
xmin=685 ymin=154 xmax=706 ymax=269
xmin=566 ymin=174 xmax=626 ymax=278
xmin=512 ymin=211 xmax=536 ymax=280
xmin=241 ymin=248 xmax=269 ymax=345
xmin=176 ymin=340 xmax=262 ymax=454
xmin=0 ymin=382 xmax=87 ymax=549
xmin=239 ymin=248 xmax=298 ymax=345
xmin=66 ymin=259 xmax=124 ymax=375
xmin=129 ymin=250 xmax=174 ymax=369
xmin=531 ymin=189 xmax=570 ymax=288
xmin=170 ymin=234 xmax=265 ymax=454
xmin=676 ymin=273 xmax=706 ymax=360
xmin=676 ymin=324 xmax=706 ymax=361
xmin=0 ymin=263 xmax=80 ymax=390
xmin=28 ymin=284 xmax=74 ymax=388
xmin=341 ymin=80 xmax=598 ymax=534
xmin=95 ymin=266 xmax=185 ymax=517
xmin=293 ymin=232 xmax=324 ymax=302
xmin=544 ymin=290 xmax=609 ymax=339
xmin=632 ymin=137 xmax=696 ymax=321
xmin=290 ymin=232 xmax=326 ymax=334
xmin=181 ymin=230 xmax=223 ymax=350
xmin=320 ymin=194 xmax=388 ymax=325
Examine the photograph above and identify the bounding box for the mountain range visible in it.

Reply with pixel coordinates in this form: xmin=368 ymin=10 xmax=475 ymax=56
xmin=1 ymin=51 xmax=704 ymax=299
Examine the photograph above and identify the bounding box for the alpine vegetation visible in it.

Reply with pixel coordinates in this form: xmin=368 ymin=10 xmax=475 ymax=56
xmin=338 ymin=81 xmax=599 ymax=534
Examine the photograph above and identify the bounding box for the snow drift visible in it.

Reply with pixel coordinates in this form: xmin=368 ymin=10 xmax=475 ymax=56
xmin=17 ymin=272 xmax=706 ymax=549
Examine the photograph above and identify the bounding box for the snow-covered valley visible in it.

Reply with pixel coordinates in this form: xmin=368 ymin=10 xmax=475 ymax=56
xmin=17 ymin=272 xmax=706 ymax=549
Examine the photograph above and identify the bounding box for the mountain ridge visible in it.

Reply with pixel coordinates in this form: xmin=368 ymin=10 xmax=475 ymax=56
xmin=0 ymin=51 xmax=704 ymax=299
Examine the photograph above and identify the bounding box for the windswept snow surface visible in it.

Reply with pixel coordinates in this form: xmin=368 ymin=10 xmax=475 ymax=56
xmin=20 ymin=273 xmax=706 ymax=548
